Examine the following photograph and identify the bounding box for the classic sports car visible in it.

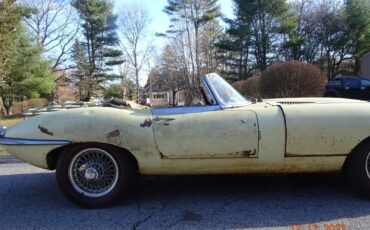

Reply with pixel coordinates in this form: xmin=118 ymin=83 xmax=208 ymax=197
xmin=1 ymin=73 xmax=370 ymax=208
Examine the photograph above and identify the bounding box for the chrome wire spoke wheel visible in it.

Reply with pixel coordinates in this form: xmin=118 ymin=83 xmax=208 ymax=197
xmin=366 ymin=151 xmax=370 ymax=179
xmin=68 ymin=148 xmax=119 ymax=198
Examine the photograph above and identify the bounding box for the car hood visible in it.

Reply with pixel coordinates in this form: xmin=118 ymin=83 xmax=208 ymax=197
xmin=263 ymin=97 xmax=368 ymax=105
xmin=4 ymin=106 xmax=153 ymax=142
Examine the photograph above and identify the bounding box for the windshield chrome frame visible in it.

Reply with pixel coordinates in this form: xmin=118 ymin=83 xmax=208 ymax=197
xmin=201 ymin=77 xmax=218 ymax=105
xmin=202 ymin=73 xmax=251 ymax=109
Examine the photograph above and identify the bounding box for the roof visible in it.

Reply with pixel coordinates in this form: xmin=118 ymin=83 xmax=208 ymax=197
xmin=143 ymin=78 xmax=171 ymax=93
xmin=143 ymin=73 xmax=187 ymax=93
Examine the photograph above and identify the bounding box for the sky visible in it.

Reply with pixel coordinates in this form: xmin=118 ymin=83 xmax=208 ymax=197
xmin=112 ymin=0 xmax=235 ymax=85
xmin=113 ymin=0 xmax=234 ymax=35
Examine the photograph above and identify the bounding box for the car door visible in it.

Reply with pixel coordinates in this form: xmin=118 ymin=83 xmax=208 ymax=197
xmin=152 ymin=109 xmax=259 ymax=159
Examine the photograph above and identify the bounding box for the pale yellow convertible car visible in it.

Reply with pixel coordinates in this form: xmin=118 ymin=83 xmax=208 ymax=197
xmin=1 ymin=73 xmax=370 ymax=208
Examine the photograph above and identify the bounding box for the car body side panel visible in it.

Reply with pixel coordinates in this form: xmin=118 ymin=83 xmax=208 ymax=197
xmin=2 ymin=103 xmax=349 ymax=174
xmin=152 ymin=110 xmax=259 ymax=158
xmin=233 ymin=104 xmax=286 ymax=163
xmin=137 ymin=103 xmax=345 ymax=175
xmin=3 ymin=107 xmax=158 ymax=169
xmin=281 ymin=102 xmax=370 ymax=156
xmin=139 ymin=104 xmax=292 ymax=174
xmin=2 ymin=145 xmax=62 ymax=168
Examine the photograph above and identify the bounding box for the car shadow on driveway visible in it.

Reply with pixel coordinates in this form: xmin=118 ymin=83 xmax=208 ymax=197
xmin=0 ymin=170 xmax=369 ymax=229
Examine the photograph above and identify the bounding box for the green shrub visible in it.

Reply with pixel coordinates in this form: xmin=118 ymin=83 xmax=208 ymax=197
xmin=259 ymin=61 xmax=325 ymax=98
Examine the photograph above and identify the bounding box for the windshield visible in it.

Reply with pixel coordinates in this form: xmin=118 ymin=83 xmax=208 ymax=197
xmin=204 ymin=73 xmax=249 ymax=107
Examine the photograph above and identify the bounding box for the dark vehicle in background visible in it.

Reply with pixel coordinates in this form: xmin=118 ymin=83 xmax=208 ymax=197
xmin=325 ymin=77 xmax=370 ymax=100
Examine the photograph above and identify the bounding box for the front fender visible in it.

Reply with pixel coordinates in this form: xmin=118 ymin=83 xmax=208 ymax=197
xmin=2 ymin=107 xmax=158 ymax=168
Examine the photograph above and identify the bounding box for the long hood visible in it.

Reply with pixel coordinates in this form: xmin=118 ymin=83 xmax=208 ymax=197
xmin=5 ymin=107 xmax=153 ymax=143
xmin=263 ymin=97 xmax=368 ymax=105
xmin=1 ymin=107 xmax=157 ymax=170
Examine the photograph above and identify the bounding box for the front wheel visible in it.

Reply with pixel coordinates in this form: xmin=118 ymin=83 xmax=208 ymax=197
xmin=346 ymin=144 xmax=370 ymax=198
xmin=56 ymin=144 xmax=136 ymax=208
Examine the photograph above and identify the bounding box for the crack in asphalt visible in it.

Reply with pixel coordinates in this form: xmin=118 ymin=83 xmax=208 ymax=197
xmin=131 ymin=212 xmax=155 ymax=230
xmin=160 ymin=194 xmax=174 ymax=211
xmin=130 ymin=192 xmax=174 ymax=229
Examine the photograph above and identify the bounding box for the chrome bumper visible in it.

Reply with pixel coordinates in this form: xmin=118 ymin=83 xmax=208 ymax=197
xmin=0 ymin=125 xmax=70 ymax=146
xmin=0 ymin=137 xmax=70 ymax=145
xmin=0 ymin=126 xmax=6 ymax=137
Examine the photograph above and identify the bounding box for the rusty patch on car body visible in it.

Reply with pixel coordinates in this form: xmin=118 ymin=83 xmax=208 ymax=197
xmin=153 ymin=117 xmax=175 ymax=122
xmin=152 ymin=117 xmax=175 ymax=126
xmin=38 ymin=125 xmax=53 ymax=136
xmin=242 ymin=149 xmax=256 ymax=157
xmin=106 ymin=129 xmax=120 ymax=138
xmin=140 ymin=118 xmax=152 ymax=128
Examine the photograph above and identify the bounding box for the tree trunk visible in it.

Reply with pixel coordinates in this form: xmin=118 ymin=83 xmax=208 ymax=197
xmin=135 ymin=69 xmax=140 ymax=102
xmin=172 ymin=90 xmax=176 ymax=106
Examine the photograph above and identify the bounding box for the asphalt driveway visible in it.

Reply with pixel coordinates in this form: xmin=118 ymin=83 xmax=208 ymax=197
xmin=1 ymin=163 xmax=370 ymax=229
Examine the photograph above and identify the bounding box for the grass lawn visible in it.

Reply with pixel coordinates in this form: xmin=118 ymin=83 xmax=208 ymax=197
xmin=0 ymin=117 xmax=23 ymax=127
xmin=0 ymin=118 xmax=23 ymax=155
xmin=0 ymin=147 xmax=6 ymax=155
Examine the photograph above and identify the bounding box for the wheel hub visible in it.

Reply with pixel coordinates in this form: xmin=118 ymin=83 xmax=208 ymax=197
xmin=85 ymin=167 xmax=98 ymax=180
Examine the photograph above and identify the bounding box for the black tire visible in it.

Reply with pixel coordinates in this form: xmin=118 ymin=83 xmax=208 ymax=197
xmin=346 ymin=143 xmax=370 ymax=198
xmin=56 ymin=144 xmax=136 ymax=208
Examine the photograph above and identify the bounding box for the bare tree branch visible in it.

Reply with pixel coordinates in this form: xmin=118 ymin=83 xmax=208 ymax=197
xmin=118 ymin=2 xmax=152 ymax=100
xmin=20 ymin=0 xmax=79 ymax=71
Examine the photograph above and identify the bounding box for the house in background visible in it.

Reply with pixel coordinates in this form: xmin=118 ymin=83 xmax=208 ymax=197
xmin=53 ymin=69 xmax=78 ymax=103
xmin=361 ymin=52 xmax=370 ymax=77
xmin=141 ymin=78 xmax=187 ymax=107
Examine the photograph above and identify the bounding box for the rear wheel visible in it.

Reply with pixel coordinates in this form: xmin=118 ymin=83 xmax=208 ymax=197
xmin=56 ymin=144 xmax=136 ymax=208
xmin=346 ymin=144 xmax=370 ymax=198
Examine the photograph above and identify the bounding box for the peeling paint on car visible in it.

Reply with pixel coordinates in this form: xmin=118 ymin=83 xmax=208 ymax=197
xmin=153 ymin=117 xmax=175 ymax=122
xmin=38 ymin=125 xmax=53 ymax=136
xmin=106 ymin=129 xmax=120 ymax=139
xmin=153 ymin=117 xmax=175 ymax=126
xmin=140 ymin=118 xmax=152 ymax=128
xmin=242 ymin=149 xmax=257 ymax=157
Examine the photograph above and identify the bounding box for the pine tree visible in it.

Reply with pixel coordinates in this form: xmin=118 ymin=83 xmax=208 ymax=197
xmin=164 ymin=0 xmax=222 ymax=89
xmin=344 ymin=0 xmax=370 ymax=75
xmin=233 ymin=0 xmax=294 ymax=71
xmin=71 ymin=0 xmax=123 ymax=100
xmin=0 ymin=1 xmax=53 ymax=115
xmin=0 ymin=0 xmax=34 ymax=79
xmin=71 ymin=40 xmax=89 ymax=100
